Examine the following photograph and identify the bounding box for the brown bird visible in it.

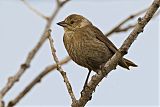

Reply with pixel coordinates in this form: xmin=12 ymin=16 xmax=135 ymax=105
xmin=57 ymin=14 xmax=137 ymax=88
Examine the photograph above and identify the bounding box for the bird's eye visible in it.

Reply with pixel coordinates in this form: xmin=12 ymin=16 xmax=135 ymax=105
xmin=70 ymin=20 xmax=74 ymax=24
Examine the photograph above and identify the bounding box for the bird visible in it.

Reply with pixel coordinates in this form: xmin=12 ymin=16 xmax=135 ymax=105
xmin=57 ymin=14 xmax=137 ymax=89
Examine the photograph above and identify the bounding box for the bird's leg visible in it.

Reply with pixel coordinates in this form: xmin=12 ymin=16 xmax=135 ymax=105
xmin=81 ymin=69 xmax=93 ymax=100
xmin=83 ymin=69 xmax=91 ymax=91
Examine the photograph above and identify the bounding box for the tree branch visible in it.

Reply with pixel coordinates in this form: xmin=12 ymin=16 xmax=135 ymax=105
xmin=72 ymin=0 xmax=160 ymax=106
xmin=47 ymin=30 xmax=77 ymax=103
xmin=0 ymin=0 xmax=69 ymax=106
xmin=21 ymin=0 xmax=49 ymax=20
xmin=113 ymin=10 xmax=160 ymax=34
xmin=7 ymin=56 xmax=70 ymax=107
xmin=105 ymin=8 xmax=147 ymax=37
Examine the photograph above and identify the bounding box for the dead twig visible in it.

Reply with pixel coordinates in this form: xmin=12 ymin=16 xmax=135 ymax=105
xmin=21 ymin=0 xmax=49 ymax=20
xmin=47 ymin=30 xmax=77 ymax=103
xmin=105 ymin=8 xmax=147 ymax=37
xmin=113 ymin=10 xmax=160 ymax=34
xmin=7 ymin=56 xmax=70 ymax=107
xmin=0 ymin=0 xmax=70 ymax=106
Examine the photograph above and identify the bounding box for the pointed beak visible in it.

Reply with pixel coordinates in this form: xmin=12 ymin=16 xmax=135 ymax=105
xmin=57 ymin=21 xmax=67 ymax=27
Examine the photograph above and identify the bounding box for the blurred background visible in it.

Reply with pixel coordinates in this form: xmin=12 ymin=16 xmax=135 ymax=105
xmin=0 ymin=0 xmax=159 ymax=107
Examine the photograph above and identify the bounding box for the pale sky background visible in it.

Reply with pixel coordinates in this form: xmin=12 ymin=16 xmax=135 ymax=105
xmin=0 ymin=0 xmax=159 ymax=107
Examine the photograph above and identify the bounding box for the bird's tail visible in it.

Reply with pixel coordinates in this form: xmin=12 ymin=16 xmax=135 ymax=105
xmin=118 ymin=58 xmax=137 ymax=70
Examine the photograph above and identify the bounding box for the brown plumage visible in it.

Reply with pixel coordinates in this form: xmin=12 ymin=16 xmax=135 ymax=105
xmin=57 ymin=14 xmax=137 ymax=73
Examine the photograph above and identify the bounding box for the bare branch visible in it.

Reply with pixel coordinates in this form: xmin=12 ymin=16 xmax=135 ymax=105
xmin=47 ymin=30 xmax=77 ymax=103
xmin=0 ymin=95 xmax=4 ymax=107
xmin=21 ymin=0 xmax=49 ymax=20
xmin=56 ymin=0 xmax=61 ymax=6
xmin=7 ymin=56 xmax=70 ymax=107
xmin=105 ymin=8 xmax=147 ymax=37
xmin=61 ymin=0 xmax=70 ymax=6
xmin=0 ymin=0 xmax=69 ymax=106
xmin=114 ymin=10 xmax=160 ymax=34
xmin=72 ymin=0 xmax=160 ymax=106
xmin=115 ymin=24 xmax=135 ymax=32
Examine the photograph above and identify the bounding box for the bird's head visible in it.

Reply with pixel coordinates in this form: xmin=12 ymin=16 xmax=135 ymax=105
xmin=57 ymin=14 xmax=92 ymax=31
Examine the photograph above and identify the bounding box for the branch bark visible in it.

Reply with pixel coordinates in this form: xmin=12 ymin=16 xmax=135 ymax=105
xmin=0 ymin=0 xmax=69 ymax=107
xmin=112 ymin=10 xmax=159 ymax=34
xmin=7 ymin=56 xmax=70 ymax=107
xmin=105 ymin=8 xmax=147 ymax=37
xmin=47 ymin=30 xmax=77 ymax=103
xmin=72 ymin=0 xmax=160 ymax=106
xmin=21 ymin=0 xmax=49 ymax=20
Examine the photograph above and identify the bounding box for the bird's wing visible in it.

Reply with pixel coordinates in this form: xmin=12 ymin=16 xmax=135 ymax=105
xmin=90 ymin=25 xmax=118 ymax=53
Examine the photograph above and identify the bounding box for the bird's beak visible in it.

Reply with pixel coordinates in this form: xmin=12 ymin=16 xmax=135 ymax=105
xmin=57 ymin=21 xmax=67 ymax=27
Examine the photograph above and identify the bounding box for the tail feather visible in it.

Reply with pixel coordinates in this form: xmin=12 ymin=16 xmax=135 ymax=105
xmin=118 ymin=58 xmax=137 ymax=70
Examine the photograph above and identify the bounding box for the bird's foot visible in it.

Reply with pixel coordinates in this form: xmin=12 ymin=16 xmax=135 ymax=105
xmin=80 ymin=84 xmax=92 ymax=100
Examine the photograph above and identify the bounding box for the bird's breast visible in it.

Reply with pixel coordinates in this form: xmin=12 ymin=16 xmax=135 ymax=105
xmin=63 ymin=31 xmax=83 ymax=63
xmin=63 ymin=30 xmax=112 ymax=70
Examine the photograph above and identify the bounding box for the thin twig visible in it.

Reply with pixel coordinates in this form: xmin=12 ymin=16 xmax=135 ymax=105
xmin=0 ymin=0 xmax=69 ymax=106
xmin=0 ymin=95 xmax=4 ymax=107
xmin=21 ymin=0 xmax=49 ymax=20
xmin=47 ymin=30 xmax=77 ymax=103
xmin=72 ymin=0 xmax=160 ymax=106
xmin=105 ymin=8 xmax=147 ymax=37
xmin=115 ymin=24 xmax=136 ymax=32
xmin=114 ymin=10 xmax=160 ymax=33
xmin=56 ymin=0 xmax=61 ymax=6
xmin=7 ymin=56 xmax=70 ymax=107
